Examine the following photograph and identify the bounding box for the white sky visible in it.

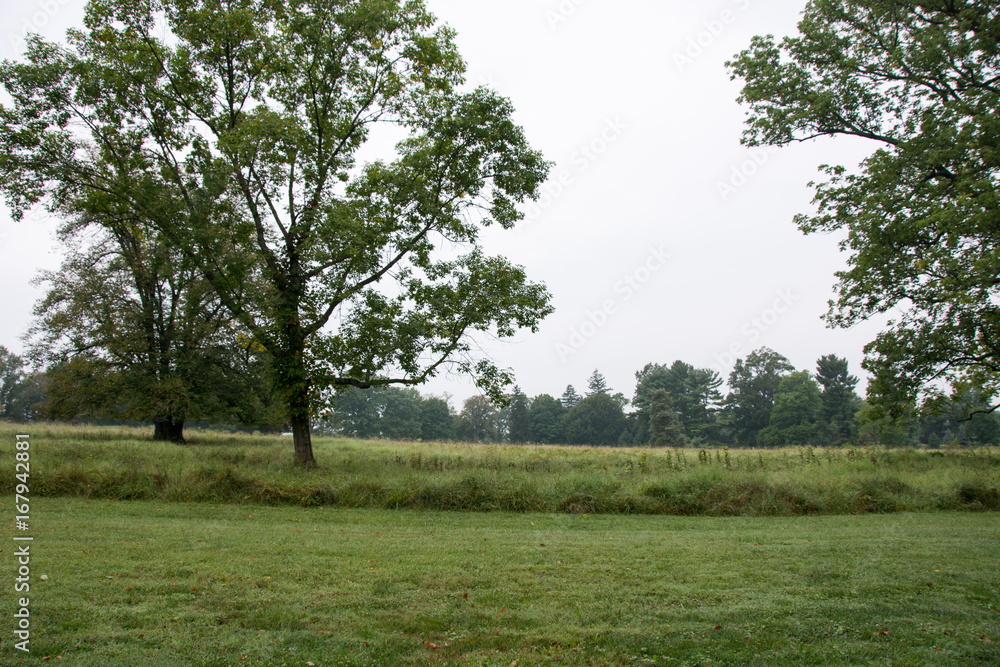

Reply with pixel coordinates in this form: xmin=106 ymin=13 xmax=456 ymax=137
xmin=0 ymin=0 xmax=893 ymax=407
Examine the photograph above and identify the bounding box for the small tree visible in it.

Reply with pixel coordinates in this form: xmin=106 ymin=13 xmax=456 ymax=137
xmin=648 ymin=389 xmax=687 ymax=448
xmin=816 ymin=355 xmax=861 ymax=443
xmin=507 ymin=386 xmax=531 ymax=443
xmin=420 ymin=396 xmax=455 ymax=442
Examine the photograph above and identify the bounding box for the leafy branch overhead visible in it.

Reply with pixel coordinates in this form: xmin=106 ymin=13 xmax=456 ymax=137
xmin=729 ymin=0 xmax=1000 ymax=420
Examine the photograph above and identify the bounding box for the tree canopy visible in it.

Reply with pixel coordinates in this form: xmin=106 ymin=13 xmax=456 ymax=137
xmin=729 ymin=0 xmax=1000 ymax=421
xmin=0 ymin=0 xmax=553 ymax=464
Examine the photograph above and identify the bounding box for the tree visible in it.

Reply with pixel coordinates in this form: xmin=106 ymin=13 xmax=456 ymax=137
xmin=560 ymin=385 xmax=582 ymax=409
xmin=0 ymin=346 xmax=25 ymax=420
xmin=633 ymin=361 xmax=723 ymax=441
xmin=25 ymin=214 xmax=277 ymax=443
xmin=528 ymin=394 xmax=565 ymax=444
xmin=724 ymin=348 xmax=795 ymax=447
xmin=457 ymin=395 xmax=498 ymax=443
xmin=507 ymin=386 xmax=530 ymax=443
xmin=586 ymin=369 xmax=610 ymax=396
xmin=0 ymin=0 xmax=552 ymax=465
xmin=729 ymin=1 xmax=1000 ymax=421
xmin=420 ymin=396 xmax=455 ymax=442
xmin=648 ymin=389 xmax=687 ymax=448
xmin=562 ymin=393 xmax=627 ymax=446
xmin=815 ymin=354 xmax=861 ymax=443
xmin=757 ymin=371 xmax=822 ymax=447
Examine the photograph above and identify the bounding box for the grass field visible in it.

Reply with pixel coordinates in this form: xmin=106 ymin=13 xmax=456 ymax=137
xmin=2 ymin=500 xmax=998 ymax=666
xmin=2 ymin=422 xmax=999 ymax=665
xmin=1 ymin=423 xmax=997 ymax=516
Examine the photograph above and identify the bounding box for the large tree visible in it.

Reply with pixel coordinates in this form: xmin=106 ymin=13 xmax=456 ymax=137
xmin=0 ymin=0 xmax=553 ymax=464
xmin=562 ymin=393 xmax=627 ymax=446
xmin=724 ymin=347 xmax=795 ymax=447
xmin=757 ymin=371 xmax=823 ymax=447
xmin=27 ymin=215 xmax=279 ymax=442
xmin=729 ymin=1 xmax=1000 ymax=420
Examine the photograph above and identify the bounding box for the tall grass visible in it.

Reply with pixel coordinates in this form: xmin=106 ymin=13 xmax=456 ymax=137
xmin=2 ymin=421 xmax=997 ymax=515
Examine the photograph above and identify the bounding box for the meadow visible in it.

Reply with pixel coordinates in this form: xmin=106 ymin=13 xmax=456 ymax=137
xmin=1 ymin=422 xmax=997 ymax=516
xmin=1 ymin=422 xmax=999 ymax=665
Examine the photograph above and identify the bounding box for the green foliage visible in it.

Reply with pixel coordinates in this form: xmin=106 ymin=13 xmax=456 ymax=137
xmin=648 ymin=388 xmax=687 ymax=448
xmin=0 ymin=346 xmax=44 ymax=421
xmin=816 ymin=354 xmax=862 ymax=443
xmin=758 ymin=371 xmax=823 ymax=448
xmin=420 ymin=396 xmax=455 ymax=441
xmin=0 ymin=0 xmax=553 ymax=464
xmin=507 ymin=386 xmax=530 ymax=443
xmin=586 ymin=369 xmax=610 ymax=396
xmin=724 ymin=348 xmax=795 ymax=447
xmin=634 ymin=361 xmax=723 ymax=442
xmin=457 ymin=395 xmax=498 ymax=443
xmin=729 ymin=1 xmax=1000 ymax=421
xmin=562 ymin=393 xmax=627 ymax=446
xmin=527 ymin=393 xmax=565 ymax=444
xmin=560 ymin=384 xmax=582 ymax=409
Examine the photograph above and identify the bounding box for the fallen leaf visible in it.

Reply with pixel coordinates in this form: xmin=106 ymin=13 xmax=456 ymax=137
xmin=463 ymin=593 xmax=468 ymax=599
xmin=715 ymin=625 xmax=723 ymax=630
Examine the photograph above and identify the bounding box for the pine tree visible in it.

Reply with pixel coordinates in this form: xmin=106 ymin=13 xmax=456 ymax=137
xmin=561 ymin=385 xmax=582 ymax=409
xmin=649 ymin=389 xmax=687 ymax=448
xmin=587 ymin=370 xmax=611 ymax=396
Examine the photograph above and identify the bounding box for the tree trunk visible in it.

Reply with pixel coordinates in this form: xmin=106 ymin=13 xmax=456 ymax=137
xmin=291 ymin=413 xmax=315 ymax=466
xmin=153 ymin=418 xmax=186 ymax=444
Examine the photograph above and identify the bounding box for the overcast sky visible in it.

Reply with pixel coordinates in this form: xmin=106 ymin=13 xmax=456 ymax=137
xmin=0 ymin=0 xmax=894 ymax=407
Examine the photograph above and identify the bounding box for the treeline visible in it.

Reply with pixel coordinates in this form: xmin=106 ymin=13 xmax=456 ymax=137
xmin=321 ymin=348 xmax=1000 ymax=448
xmin=6 ymin=340 xmax=998 ymax=448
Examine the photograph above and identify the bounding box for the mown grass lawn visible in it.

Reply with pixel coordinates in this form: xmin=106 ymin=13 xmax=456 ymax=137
xmin=4 ymin=499 xmax=999 ymax=666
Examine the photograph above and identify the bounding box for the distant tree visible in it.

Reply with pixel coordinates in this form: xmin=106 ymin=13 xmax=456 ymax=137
xmin=586 ymin=370 xmax=611 ymax=396
xmin=561 ymin=385 xmax=583 ymax=409
xmin=26 ymin=217 xmax=279 ymax=443
xmin=528 ymin=394 xmax=566 ymax=444
xmin=508 ymin=386 xmax=531 ymax=443
xmin=729 ymin=1 xmax=1000 ymax=421
xmin=6 ymin=372 xmax=45 ymax=423
xmin=380 ymin=388 xmax=424 ymax=440
xmin=633 ymin=361 xmax=723 ymax=441
xmin=815 ymin=355 xmax=861 ymax=443
xmin=420 ymin=396 xmax=456 ymax=442
xmin=648 ymin=389 xmax=687 ymax=448
xmin=757 ymin=371 xmax=822 ymax=447
xmin=0 ymin=346 xmax=25 ymax=420
xmin=562 ymin=393 xmax=627 ymax=446
xmin=458 ymin=395 xmax=499 ymax=443
xmin=725 ymin=348 xmax=795 ymax=447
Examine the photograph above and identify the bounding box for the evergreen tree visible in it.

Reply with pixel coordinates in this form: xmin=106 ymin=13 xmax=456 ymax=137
xmin=508 ymin=386 xmax=531 ymax=443
xmin=561 ymin=385 xmax=582 ymax=409
xmin=0 ymin=347 xmax=25 ymax=419
xmin=586 ymin=370 xmax=611 ymax=396
xmin=633 ymin=361 xmax=723 ymax=441
xmin=816 ymin=355 xmax=861 ymax=443
xmin=648 ymin=389 xmax=687 ymax=448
